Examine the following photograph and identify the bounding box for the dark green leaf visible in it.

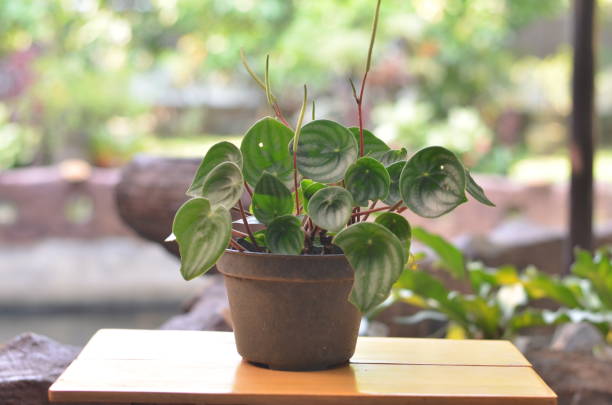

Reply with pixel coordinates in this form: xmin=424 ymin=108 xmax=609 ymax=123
xmin=266 ymin=215 xmax=305 ymax=255
xmin=399 ymin=146 xmax=467 ymax=218
xmin=200 ymin=162 xmax=244 ymax=209
xmin=466 ymin=170 xmax=495 ymax=207
xmin=333 ymin=222 xmax=406 ymax=313
xmin=375 ymin=212 xmax=411 ymax=244
xmin=308 ymin=186 xmax=353 ymax=232
xmin=348 ymin=127 xmax=390 ymax=159
xmin=412 ymin=227 xmax=465 ymax=279
xmin=379 ymin=147 xmax=407 ymax=166
xmin=383 ymin=161 xmax=405 ymax=205
xmin=172 ymin=198 xmax=231 ymax=280
xmin=187 ymin=142 xmax=242 ymax=197
xmin=252 ymin=173 xmax=294 ymax=225
xmin=240 ymin=117 xmax=294 ymax=187
xmin=345 ymin=157 xmax=390 ymax=206
xmin=296 ymin=119 xmax=358 ymax=183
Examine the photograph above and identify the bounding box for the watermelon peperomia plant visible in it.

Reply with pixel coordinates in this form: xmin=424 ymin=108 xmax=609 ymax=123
xmin=170 ymin=0 xmax=494 ymax=314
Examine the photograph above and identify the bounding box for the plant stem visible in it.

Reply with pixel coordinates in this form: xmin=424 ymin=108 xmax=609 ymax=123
xmin=244 ymin=181 xmax=253 ymax=198
xmin=361 ymin=199 xmax=378 ymax=222
xmin=237 ymin=199 xmax=259 ymax=249
xmin=388 ymin=201 xmax=403 ymax=212
xmin=232 ymin=229 xmax=248 ymax=238
xmin=397 ymin=206 xmax=408 ymax=214
xmin=229 ymin=239 xmax=245 ymax=252
xmin=293 ymin=85 xmax=308 ymax=216
xmin=351 ymin=204 xmax=394 ymax=218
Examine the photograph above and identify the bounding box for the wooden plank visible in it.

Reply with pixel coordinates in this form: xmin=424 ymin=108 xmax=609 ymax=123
xmin=49 ymin=359 xmax=555 ymax=405
xmin=75 ymin=329 xmax=530 ymax=367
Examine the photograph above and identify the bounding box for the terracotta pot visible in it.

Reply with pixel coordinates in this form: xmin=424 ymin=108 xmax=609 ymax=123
xmin=216 ymin=250 xmax=361 ymax=371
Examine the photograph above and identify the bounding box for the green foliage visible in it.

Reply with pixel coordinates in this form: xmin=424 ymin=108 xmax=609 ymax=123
xmin=344 ymin=157 xmax=390 ymax=207
xmin=266 ymin=215 xmax=304 ymax=255
xmin=187 ymin=142 xmax=243 ymax=197
xmin=307 ymin=187 xmax=353 ymax=233
xmin=252 ymin=172 xmax=294 ymax=225
xmin=348 ymin=127 xmax=389 ymax=160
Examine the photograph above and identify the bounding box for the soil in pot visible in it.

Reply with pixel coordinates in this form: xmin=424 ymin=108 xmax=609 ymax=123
xmin=216 ymin=250 xmax=361 ymax=371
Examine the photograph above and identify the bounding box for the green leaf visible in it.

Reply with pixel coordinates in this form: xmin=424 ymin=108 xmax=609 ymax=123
xmin=459 ymin=296 xmax=502 ymax=338
xmin=383 ymin=161 xmax=405 ymax=205
xmin=296 ymin=119 xmax=358 ymax=183
xmin=301 ymin=179 xmax=327 ymax=207
xmin=252 ymin=173 xmax=293 ymax=225
xmin=466 ymin=170 xmax=495 ymax=207
xmin=379 ymin=147 xmax=407 ymax=166
xmin=172 ymin=198 xmax=231 ymax=280
xmin=375 ymin=212 xmax=411 ymax=244
xmin=412 ymin=227 xmax=465 ymax=279
xmin=348 ymin=127 xmax=390 ymax=159
xmin=308 ymin=186 xmax=353 ymax=232
xmin=240 ymin=117 xmax=294 ymax=187
xmin=522 ymin=267 xmax=581 ymax=308
xmin=187 ymin=142 xmax=242 ymax=197
xmin=266 ymin=215 xmax=305 ymax=255
xmin=345 ymin=157 xmax=390 ymax=206
xmin=399 ymin=146 xmax=467 ymax=218
xmin=245 ymin=229 xmax=266 ymax=247
xmin=333 ymin=222 xmax=406 ymax=313
xmin=571 ymin=248 xmax=612 ymax=310
xmin=200 ymin=162 xmax=244 ymax=209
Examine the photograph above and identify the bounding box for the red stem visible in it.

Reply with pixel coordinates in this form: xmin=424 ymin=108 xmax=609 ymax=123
xmin=229 ymin=239 xmax=245 ymax=251
xmin=244 ymin=181 xmax=253 ymax=198
xmin=361 ymin=199 xmax=378 ymax=222
xmin=351 ymin=204 xmax=394 ymax=218
xmin=232 ymin=229 xmax=248 ymax=238
xmin=273 ymin=103 xmax=291 ymax=127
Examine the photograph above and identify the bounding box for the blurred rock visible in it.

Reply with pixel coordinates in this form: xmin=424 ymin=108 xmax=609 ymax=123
xmin=0 ymin=333 xmax=80 ymax=405
xmin=550 ymin=322 xmax=604 ymax=353
xmin=528 ymin=349 xmax=612 ymax=405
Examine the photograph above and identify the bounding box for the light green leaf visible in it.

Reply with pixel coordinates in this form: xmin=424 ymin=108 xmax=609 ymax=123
xmin=399 ymin=146 xmax=467 ymax=218
xmin=348 ymin=127 xmax=390 ymax=159
xmin=308 ymin=186 xmax=353 ymax=232
xmin=245 ymin=229 xmax=266 ymax=248
xmin=383 ymin=161 xmax=405 ymax=205
xmin=266 ymin=215 xmax=305 ymax=255
xmin=412 ymin=227 xmax=465 ymax=279
xmin=240 ymin=117 xmax=294 ymax=187
xmin=379 ymin=147 xmax=407 ymax=166
xmin=466 ymin=170 xmax=495 ymax=207
xmin=375 ymin=212 xmax=411 ymax=243
xmin=200 ymin=162 xmax=244 ymax=209
xmin=252 ymin=172 xmax=293 ymax=225
xmin=345 ymin=157 xmax=390 ymax=206
xmin=187 ymin=142 xmax=242 ymax=197
xmin=172 ymin=198 xmax=231 ymax=280
xmin=301 ymin=179 xmax=327 ymax=207
xmin=334 ymin=222 xmax=406 ymax=313
xmin=296 ymin=119 xmax=358 ymax=183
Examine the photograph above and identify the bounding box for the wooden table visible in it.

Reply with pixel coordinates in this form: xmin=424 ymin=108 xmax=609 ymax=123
xmin=49 ymin=329 xmax=556 ymax=405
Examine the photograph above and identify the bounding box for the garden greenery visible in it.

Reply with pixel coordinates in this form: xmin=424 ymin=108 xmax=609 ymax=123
xmin=171 ymin=0 xmax=494 ymax=314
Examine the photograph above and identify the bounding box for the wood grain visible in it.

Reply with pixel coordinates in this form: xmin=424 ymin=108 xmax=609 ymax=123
xmin=48 ymin=329 xmax=556 ymax=405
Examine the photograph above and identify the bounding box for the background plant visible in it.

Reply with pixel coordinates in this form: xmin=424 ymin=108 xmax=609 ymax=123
xmin=171 ymin=0 xmax=495 ymax=314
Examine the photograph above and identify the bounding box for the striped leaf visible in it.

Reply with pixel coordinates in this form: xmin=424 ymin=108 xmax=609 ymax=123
xmin=379 ymin=147 xmax=407 ymax=167
xmin=200 ymin=162 xmax=244 ymax=209
xmin=375 ymin=212 xmax=411 ymax=243
xmin=252 ymin=173 xmax=294 ymax=225
xmin=383 ymin=161 xmax=406 ymax=205
xmin=399 ymin=146 xmax=467 ymax=218
xmin=187 ymin=142 xmax=242 ymax=197
xmin=348 ymin=127 xmax=390 ymax=159
xmin=172 ymin=198 xmax=231 ymax=280
xmin=296 ymin=119 xmax=358 ymax=183
xmin=345 ymin=157 xmax=390 ymax=206
xmin=334 ymin=222 xmax=407 ymax=313
xmin=241 ymin=117 xmax=294 ymax=188
xmin=466 ymin=170 xmax=495 ymax=207
xmin=308 ymin=186 xmax=353 ymax=232
xmin=266 ymin=215 xmax=305 ymax=255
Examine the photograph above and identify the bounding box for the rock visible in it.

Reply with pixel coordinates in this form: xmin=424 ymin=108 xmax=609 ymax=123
xmin=160 ymin=275 xmax=232 ymax=331
xmin=0 ymin=333 xmax=80 ymax=405
xmin=528 ymin=349 xmax=612 ymax=405
xmin=550 ymin=322 xmax=604 ymax=353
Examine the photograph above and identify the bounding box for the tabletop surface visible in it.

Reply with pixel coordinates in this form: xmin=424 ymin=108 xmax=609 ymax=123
xmin=49 ymin=329 xmax=556 ymax=405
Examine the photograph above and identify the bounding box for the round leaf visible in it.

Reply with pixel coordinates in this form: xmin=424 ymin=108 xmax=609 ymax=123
xmin=333 ymin=222 xmax=407 ymax=313
xmin=308 ymin=186 xmax=353 ymax=232
xmin=200 ymin=162 xmax=244 ymax=209
xmin=399 ymin=146 xmax=467 ymax=218
xmin=296 ymin=119 xmax=358 ymax=183
xmin=172 ymin=198 xmax=231 ymax=280
xmin=252 ymin=173 xmax=294 ymax=225
xmin=383 ymin=161 xmax=405 ymax=205
xmin=187 ymin=142 xmax=242 ymax=197
xmin=266 ymin=215 xmax=305 ymax=255
xmin=348 ymin=127 xmax=390 ymax=159
xmin=379 ymin=147 xmax=407 ymax=167
xmin=345 ymin=157 xmax=390 ymax=206
xmin=374 ymin=212 xmax=411 ymax=243
xmin=241 ymin=117 xmax=294 ymax=187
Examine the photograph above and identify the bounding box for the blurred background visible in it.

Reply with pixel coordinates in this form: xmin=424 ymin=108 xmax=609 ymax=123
xmin=1 ymin=0 xmax=611 ymax=345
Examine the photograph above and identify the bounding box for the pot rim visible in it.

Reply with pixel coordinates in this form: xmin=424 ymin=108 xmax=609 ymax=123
xmin=224 ymin=248 xmax=345 ymax=259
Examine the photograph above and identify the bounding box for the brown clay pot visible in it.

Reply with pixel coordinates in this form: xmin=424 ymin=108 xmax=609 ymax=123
xmin=216 ymin=250 xmax=361 ymax=371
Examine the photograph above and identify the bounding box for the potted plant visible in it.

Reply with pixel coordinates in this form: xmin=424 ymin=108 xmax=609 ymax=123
xmin=170 ymin=0 xmax=494 ymax=371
